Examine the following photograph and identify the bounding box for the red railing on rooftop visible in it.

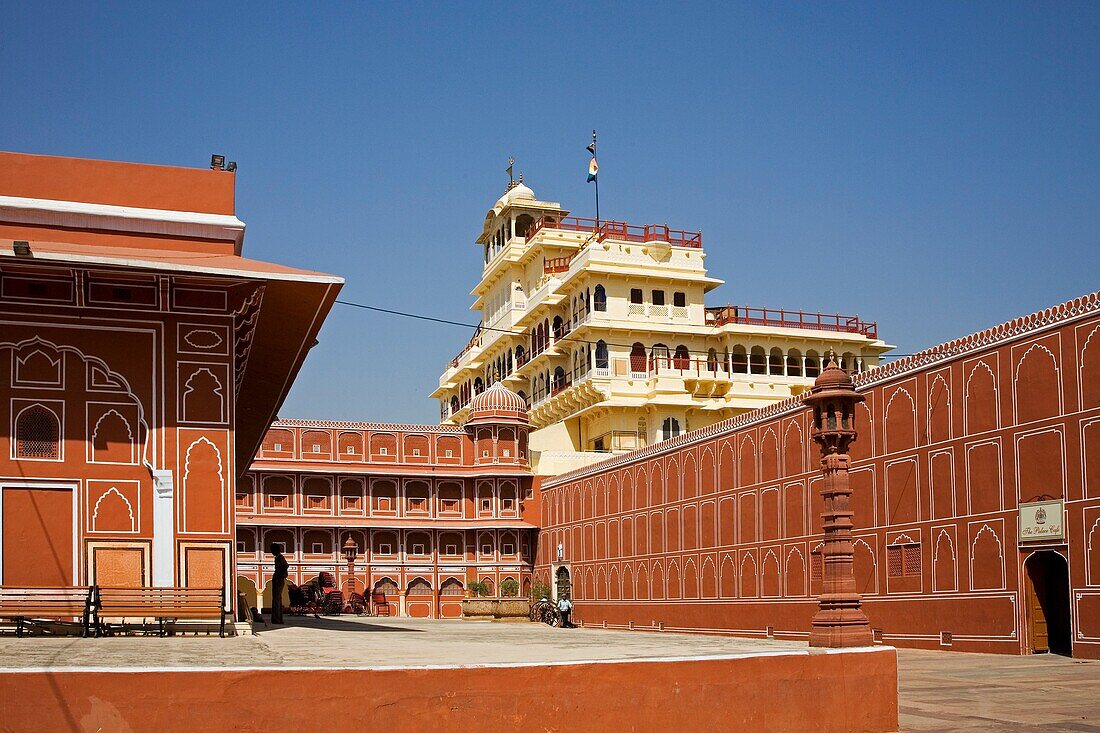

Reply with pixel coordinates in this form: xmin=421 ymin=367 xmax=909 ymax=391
xmin=705 ymin=306 xmax=877 ymax=338
xmin=526 ymin=216 xmax=702 ymax=249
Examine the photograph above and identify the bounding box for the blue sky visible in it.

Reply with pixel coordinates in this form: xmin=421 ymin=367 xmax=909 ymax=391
xmin=3 ymin=2 xmax=1098 ymax=423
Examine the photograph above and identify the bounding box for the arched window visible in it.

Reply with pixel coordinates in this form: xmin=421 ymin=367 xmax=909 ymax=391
xmin=474 ymin=377 xmax=484 ymax=395
xmin=805 ymin=350 xmax=821 ymax=378
xmin=593 ymin=284 xmax=607 ymax=312
xmin=661 ymin=417 xmax=681 ymax=442
xmin=750 ymin=346 xmax=767 ymax=375
xmin=731 ymin=345 xmax=748 ymax=374
xmin=449 ymin=396 xmax=459 ymax=415
xmin=553 ymin=366 xmax=566 ymax=392
xmin=651 ymin=343 xmax=670 ymax=370
xmin=515 ymin=214 xmax=534 ymax=238
xmin=769 ymin=347 xmax=784 ymax=375
xmin=595 ymin=340 xmax=609 ymax=369
xmin=630 ymin=342 xmax=647 ymax=373
xmin=707 ymin=348 xmax=719 ymax=372
xmin=674 ymin=344 xmax=690 ymax=370
xmin=15 ymin=404 xmax=60 ymax=459
xmin=552 ymin=315 xmax=565 ymax=340
xmin=787 ymin=349 xmax=803 ymax=377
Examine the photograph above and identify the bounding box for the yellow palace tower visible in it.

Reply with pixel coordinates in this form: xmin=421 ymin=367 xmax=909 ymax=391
xmin=433 ymin=175 xmax=892 ymax=475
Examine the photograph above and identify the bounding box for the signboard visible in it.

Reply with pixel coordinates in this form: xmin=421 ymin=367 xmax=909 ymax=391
xmin=1019 ymin=499 xmax=1064 ymax=542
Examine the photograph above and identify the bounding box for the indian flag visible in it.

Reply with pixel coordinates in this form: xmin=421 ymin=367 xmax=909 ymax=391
xmin=587 ymin=157 xmax=598 ymax=183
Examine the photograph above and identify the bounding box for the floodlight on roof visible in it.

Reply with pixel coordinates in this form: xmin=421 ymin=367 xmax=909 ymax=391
xmin=210 ymin=154 xmax=225 ymax=170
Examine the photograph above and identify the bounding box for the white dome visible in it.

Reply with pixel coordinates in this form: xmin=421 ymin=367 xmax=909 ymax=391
xmin=505 ymin=182 xmax=535 ymax=203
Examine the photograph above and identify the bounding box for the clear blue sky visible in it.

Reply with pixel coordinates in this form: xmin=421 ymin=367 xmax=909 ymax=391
xmin=3 ymin=2 xmax=1098 ymax=423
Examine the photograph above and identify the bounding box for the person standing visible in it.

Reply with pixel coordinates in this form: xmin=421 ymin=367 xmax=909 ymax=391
xmin=270 ymin=544 xmax=289 ymax=625
xmin=557 ymin=595 xmax=573 ymax=628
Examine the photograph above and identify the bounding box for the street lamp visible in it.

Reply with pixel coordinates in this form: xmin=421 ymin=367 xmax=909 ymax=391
xmin=342 ymin=534 xmax=359 ymax=612
xmin=802 ymin=356 xmax=873 ymax=648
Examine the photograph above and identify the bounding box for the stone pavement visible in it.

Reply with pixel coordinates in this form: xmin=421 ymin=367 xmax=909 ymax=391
xmin=0 ymin=616 xmax=806 ymax=669
xmin=898 ymin=647 xmax=1100 ymax=732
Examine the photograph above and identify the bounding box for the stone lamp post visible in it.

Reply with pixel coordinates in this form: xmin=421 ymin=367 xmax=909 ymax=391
xmin=802 ymin=358 xmax=873 ymax=648
xmin=342 ymin=534 xmax=359 ymax=611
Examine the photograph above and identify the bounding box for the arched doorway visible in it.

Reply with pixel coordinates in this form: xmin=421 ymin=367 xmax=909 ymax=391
xmin=1024 ymin=551 xmax=1071 ymax=655
xmin=556 ymin=565 xmax=572 ymax=600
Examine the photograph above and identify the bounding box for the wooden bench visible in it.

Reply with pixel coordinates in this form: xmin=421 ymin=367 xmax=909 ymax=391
xmin=0 ymin=586 xmax=94 ymax=636
xmin=95 ymin=586 xmax=229 ymax=637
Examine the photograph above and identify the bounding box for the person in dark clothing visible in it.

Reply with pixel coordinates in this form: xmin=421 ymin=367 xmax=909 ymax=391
xmin=270 ymin=544 xmax=289 ymax=625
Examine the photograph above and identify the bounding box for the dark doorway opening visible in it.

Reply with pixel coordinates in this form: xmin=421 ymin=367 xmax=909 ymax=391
xmin=1024 ymin=551 xmax=1072 ymax=656
xmin=556 ymin=565 xmax=572 ymax=600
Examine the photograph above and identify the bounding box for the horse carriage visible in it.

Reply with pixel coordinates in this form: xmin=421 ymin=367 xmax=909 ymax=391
xmin=288 ymin=572 xmax=366 ymax=617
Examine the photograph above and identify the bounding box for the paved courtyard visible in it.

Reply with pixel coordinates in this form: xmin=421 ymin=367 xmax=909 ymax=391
xmin=0 ymin=616 xmax=805 ymax=669
xmin=898 ymin=647 xmax=1100 ymax=732
xmin=1 ymin=617 xmax=1097 ymax=732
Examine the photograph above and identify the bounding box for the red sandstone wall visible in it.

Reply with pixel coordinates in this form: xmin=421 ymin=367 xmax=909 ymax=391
xmin=0 ymin=649 xmax=898 ymax=733
xmin=538 ymin=292 xmax=1100 ymax=658
xmin=0 ymin=263 xmax=253 ymax=591
xmin=0 ymin=150 xmax=235 ymax=215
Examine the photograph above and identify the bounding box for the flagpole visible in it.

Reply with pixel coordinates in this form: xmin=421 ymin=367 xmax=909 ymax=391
xmin=591 ymin=130 xmax=600 ymax=226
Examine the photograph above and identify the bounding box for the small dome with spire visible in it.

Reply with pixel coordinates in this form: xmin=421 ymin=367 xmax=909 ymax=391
xmin=466 ymin=381 xmax=529 ymax=426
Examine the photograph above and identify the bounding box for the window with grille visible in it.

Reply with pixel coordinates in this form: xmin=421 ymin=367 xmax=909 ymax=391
xmin=311 ymin=542 xmax=324 ymax=554
xmin=408 ymin=578 xmax=432 ymax=596
xmin=441 ymin=499 xmax=459 ymax=513
xmin=15 ymin=405 xmax=60 ymax=459
xmin=887 ymin=543 xmax=921 ymax=577
xmin=502 ymin=498 xmax=515 ymax=511
xmin=445 ymin=544 xmax=458 ymax=555
xmin=441 ymin=579 xmax=464 ymax=596
xmin=481 ymin=499 xmax=492 ymax=512
xmin=502 ymin=543 xmax=515 ymax=555
xmin=378 ymin=543 xmax=392 ymax=555
xmin=810 ymin=550 xmax=823 ymax=582
xmin=481 ymin=544 xmax=492 ymax=556
xmin=412 ymin=544 xmax=425 ymax=555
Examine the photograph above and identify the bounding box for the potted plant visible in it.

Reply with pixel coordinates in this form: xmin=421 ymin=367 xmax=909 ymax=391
xmin=461 ymin=580 xmax=495 ymax=620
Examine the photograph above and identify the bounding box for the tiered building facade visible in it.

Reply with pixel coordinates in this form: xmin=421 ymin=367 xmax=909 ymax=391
xmin=433 ymin=182 xmax=891 ymax=470
xmin=235 ymin=382 xmax=538 ymax=617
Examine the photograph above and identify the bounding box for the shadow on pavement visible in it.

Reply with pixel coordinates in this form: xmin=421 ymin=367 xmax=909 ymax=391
xmin=253 ymin=616 xmax=425 ymax=634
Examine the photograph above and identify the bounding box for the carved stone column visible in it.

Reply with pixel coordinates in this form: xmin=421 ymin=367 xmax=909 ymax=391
xmin=803 ymin=358 xmax=873 ymax=648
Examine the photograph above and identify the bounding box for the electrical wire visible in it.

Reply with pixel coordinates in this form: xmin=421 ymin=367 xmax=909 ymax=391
xmin=334 ymin=298 xmax=945 ymax=363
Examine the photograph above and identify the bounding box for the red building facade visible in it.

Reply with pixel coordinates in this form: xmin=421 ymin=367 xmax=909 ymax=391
xmin=236 ymin=382 xmax=538 ymax=617
xmin=0 ymin=152 xmax=340 ymax=597
xmin=537 ymin=290 xmax=1100 ymax=658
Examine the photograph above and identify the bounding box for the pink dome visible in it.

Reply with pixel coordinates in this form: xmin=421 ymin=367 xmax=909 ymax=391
xmin=466 ymin=381 xmax=529 ymax=426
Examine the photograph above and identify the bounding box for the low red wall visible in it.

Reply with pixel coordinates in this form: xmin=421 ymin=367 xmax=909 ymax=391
xmin=0 ymin=649 xmax=898 ymax=733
